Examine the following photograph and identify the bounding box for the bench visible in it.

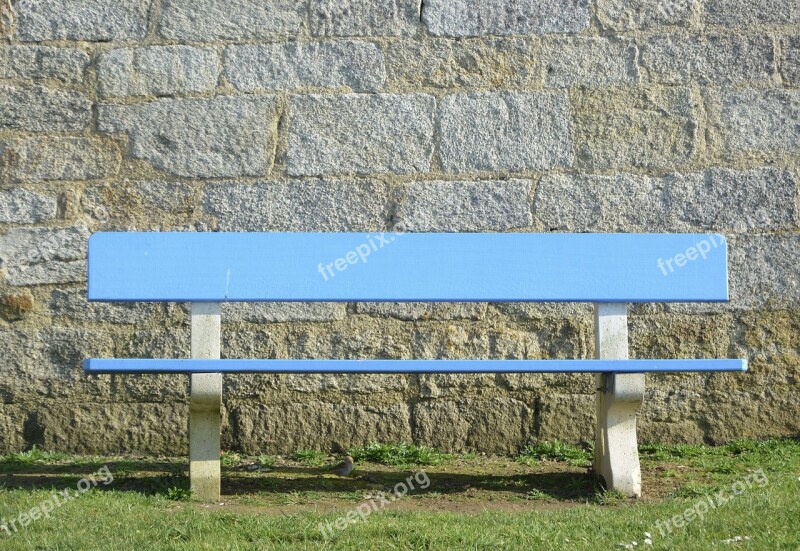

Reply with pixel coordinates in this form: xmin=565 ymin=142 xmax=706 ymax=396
xmin=83 ymin=232 xmax=747 ymax=501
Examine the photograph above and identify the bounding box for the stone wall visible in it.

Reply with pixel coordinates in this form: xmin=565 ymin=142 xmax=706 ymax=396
xmin=0 ymin=0 xmax=798 ymax=455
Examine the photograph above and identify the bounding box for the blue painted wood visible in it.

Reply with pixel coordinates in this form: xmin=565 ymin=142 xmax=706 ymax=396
xmin=87 ymin=232 xmax=729 ymax=302
xmin=84 ymin=358 xmax=747 ymax=374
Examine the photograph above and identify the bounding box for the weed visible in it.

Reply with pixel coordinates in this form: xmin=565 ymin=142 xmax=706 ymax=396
xmin=525 ymin=489 xmax=549 ymax=501
xmin=291 ymin=449 xmax=328 ymax=467
xmin=2 ymin=446 xmax=69 ymax=464
xmin=220 ymin=451 xmax=242 ymax=467
xmin=518 ymin=441 xmax=591 ymax=466
xmin=165 ymin=486 xmax=192 ymax=501
xmin=593 ymin=488 xmax=626 ymax=506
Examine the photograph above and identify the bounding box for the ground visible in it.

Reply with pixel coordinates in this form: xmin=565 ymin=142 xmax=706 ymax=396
xmin=0 ymin=439 xmax=798 ymax=550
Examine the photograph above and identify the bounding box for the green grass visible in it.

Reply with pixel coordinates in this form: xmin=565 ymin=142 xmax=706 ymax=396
xmin=640 ymin=438 xmax=800 ymax=478
xmin=291 ymin=449 xmax=328 ymax=467
xmin=164 ymin=486 xmax=193 ymax=501
xmin=592 ymin=488 xmax=626 ymax=506
xmin=517 ymin=440 xmax=592 ymax=466
xmin=2 ymin=445 xmax=70 ymax=465
xmin=350 ymin=442 xmax=451 ymax=466
xmin=220 ymin=451 xmax=242 ymax=467
xmin=0 ymin=438 xmax=798 ymax=550
xmin=524 ymin=488 xmax=550 ymax=501
xmin=257 ymin=455 xmax=277 ymax=469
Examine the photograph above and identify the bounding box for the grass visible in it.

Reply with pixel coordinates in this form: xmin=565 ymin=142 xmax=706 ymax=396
xmin=220 ymin=451 xmax=242 ymax=467
xmin=290 ymin=449 xmax=328 ymax=467
xmin=0 ymin=438 xmax=798 ymax=549
xmin=257 ymin=455 xmax=277 ymax=469
xmin=2 ymin=445 xmax=70 ymax=465
xmin=350 ymin=442 xmax=451 ymax=466
xmin=524 ymin=488 xmax=550 ymax=501
xmin=517 ymin=440 xmax=592 ymax=466
xmin=592 ymin=488 xmax=626 ymax=506
xmin=164 ymin=486 xmax=192 ymax=501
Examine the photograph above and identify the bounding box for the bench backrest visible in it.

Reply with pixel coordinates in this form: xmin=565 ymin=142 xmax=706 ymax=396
xmin=87 ymin=232 xmax=729 ymax=303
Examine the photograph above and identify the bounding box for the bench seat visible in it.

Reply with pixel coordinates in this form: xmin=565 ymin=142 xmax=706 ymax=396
xmin=85 ymin=358 xmax=747 ymax=374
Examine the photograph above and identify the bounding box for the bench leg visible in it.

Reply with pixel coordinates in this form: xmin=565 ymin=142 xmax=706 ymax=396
xmin=593 ymin=303 xmax=644 ymax=498
xmin=190 ymin=303 xmax=222 ymax=502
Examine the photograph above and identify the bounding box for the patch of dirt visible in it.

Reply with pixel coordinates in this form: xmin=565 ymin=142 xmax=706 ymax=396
xmin=0 ymin=454 xmax=707 ymax=514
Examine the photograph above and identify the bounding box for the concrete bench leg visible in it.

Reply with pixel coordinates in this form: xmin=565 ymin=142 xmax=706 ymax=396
xmin=190 ymin=302 xmax=222 ymax=501
xmin=593 ymin=303 xmax=644 ymax=498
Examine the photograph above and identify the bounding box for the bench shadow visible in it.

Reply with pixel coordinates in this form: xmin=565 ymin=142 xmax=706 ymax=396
xmin=224 ymin=467 xmax=598 ymax=502
xmin=0 ymin=459 xmax=186 ymax=495
xmin=1 ymin=461 xmax=599 ymax=502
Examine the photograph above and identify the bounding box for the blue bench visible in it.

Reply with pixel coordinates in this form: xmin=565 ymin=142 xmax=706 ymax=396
xmin=84 ymin=232 xmax=746 ymax=501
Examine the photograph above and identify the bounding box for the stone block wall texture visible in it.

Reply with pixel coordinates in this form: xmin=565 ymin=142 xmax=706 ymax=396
xmin=0 ymin=0 xmax=798 ymax=455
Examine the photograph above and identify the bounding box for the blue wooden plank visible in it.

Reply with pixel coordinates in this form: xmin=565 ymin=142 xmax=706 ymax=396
xmin=84 ymin=358 xmax=747 ymax=374
xmin=87 ymin=232 xmax=729 ymax=302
